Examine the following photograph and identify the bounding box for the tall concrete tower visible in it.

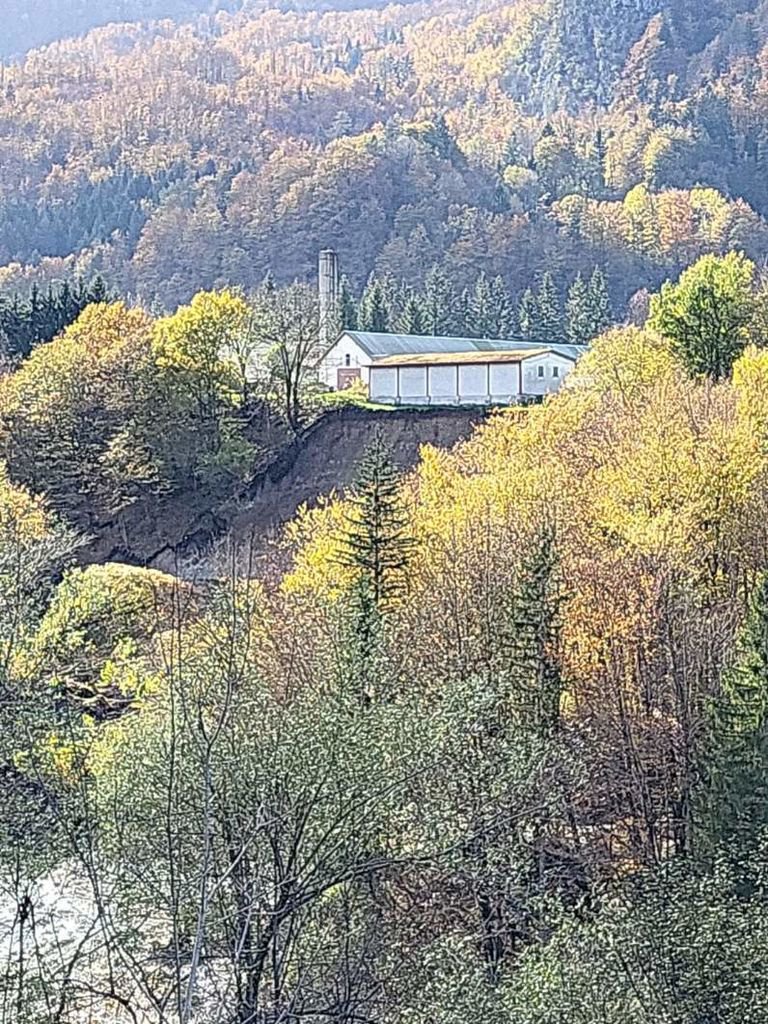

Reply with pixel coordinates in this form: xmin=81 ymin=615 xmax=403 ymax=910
xmin=318 ymin=249 xmax=340 ymax=349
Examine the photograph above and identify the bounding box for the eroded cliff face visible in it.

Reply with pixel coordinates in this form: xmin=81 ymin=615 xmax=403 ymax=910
xmin=81 ymin=407 xmax=489 ymax=573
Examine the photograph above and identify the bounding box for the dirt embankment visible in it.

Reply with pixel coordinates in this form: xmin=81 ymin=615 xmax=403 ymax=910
xmin=80 ymin=406 xmax=489 ymax=573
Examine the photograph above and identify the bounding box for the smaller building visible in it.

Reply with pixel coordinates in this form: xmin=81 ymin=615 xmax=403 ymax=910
xmin=318 ymin=331 xmax=582 ymax=405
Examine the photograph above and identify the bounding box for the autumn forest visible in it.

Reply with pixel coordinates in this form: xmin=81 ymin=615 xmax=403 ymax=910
xmin=3 ymin=0 xmax=768 ymax=1022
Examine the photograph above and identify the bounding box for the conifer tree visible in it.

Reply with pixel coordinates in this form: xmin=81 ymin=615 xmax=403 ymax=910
xmin=398 ymin=292 xmax=425 ymax=336
xmin=454 ymin=287 xmax=473 ymax=336
xmin=421 ymin=265 xmax=458 ymax=336
xmin=488 ymin=275 xmax=515 ymax=337
xmin=337 ymin=431 xmax=413 ymax=611
xmin=89 ymin=274 xmax=109 ymax=304
xmin=586 ymin=267 xmax=613 ymax=339
xmin=469 ymin=273 xmax=514 ymax=338
xmin=358 ymin=279 xmax=390 ymax=333
xmin=0 ymin=274 xmax=112 ymax=358
xmin=338 ymin=274 xmax=358 ymax=331
xmin=509 ymin=525 xmax=564 ymax=739
xmin=699 ymin=575 xmax=768 ymax=854
xmin=566 ymin=272 xmax=593 ymax=346
xmin=536 ymin=272 xmax=564 ymax=344
xmin=340 ymin=573 xmax=384 ymax=708
xmin=472 ymin=271 xmax=494 ymax=338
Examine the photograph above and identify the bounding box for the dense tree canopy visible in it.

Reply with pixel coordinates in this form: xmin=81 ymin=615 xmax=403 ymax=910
xmin=5 ymin=1 xmax=768 ymax=1018
xmin=2 ymin=0 xmax=768 ymax=315
xmin=1 ymin=254 xmax=768 ymax=1018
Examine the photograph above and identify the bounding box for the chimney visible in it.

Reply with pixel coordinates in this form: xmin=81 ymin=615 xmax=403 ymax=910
xmin=319 ymin=249 xmax=340 ymax=349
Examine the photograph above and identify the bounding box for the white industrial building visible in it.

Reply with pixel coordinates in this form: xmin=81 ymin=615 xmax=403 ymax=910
xmin=318 ymin=330 xmax=583 ymax=405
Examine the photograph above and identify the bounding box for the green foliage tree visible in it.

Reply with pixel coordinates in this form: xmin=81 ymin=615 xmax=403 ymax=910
xmin=338 ymin=273 xmax=359 ymax=331
xmin=566 ymin=272 xmax=592 ymax=345
xmin=505 ymin=857 xmax=768 ymax=1023
xmin=698 ymin=576 xmax=768 ymax=855
xmin=421 ymin=265 xmax=458 ymax=336
xmin=358 ymin=278 xmax=390 ymax=333
xmin=337 ymin=431 xmax=413 ymax=611
xmin=649 ymin=252 xmax=756 ymax=379
xmin=536 ymin=271 xmax=565 ymax=343
xmin=586 ymin=267 xmax=613 ymax=338
xmin=471 ymin=272 xmax=515 ymax=339
xmin=509 ymin=526 xmax=564 ymax=740
xmin=0 ymin=302 xmax=163 ymax=524
xmin=153 ymin=288 xmax=253 ymax=477
xmin=250 ymin=282 xmax=323 ymax=433
xmin=398 ymin=291 xmax=425 ymax=335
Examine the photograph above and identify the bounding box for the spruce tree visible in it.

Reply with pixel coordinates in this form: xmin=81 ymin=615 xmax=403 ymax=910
xmin=337 ymin=431 xmax=414 ymax=611
xmin=454 ymin=287 xmax=472 ymax=337
xmin=421 ymin=265 xmax=458 ymax=336
xmin=471 ymin=271 xmax=494 ymax=338
xmin=586 ymin=267 xmax=613 ymax=339
xmin=566 ymin=272 xmax=593 ymax=346
xmin=536 ymin=272 xmax=564 ymax=344
xmin=358 ymin=279 xmax=390 ymax=333
xmin=398 ymin=292 xmax=425 ymax=336
xmin=489 ymin=276 xmax=515 ymax=338
xmin=509 ymin=526 xmax=564 ymax=739
xmin=699 ymin=575 xmax=768 ymax=854
xmin=469 ymin=273 xmax=514 ymax=338
xmin=88 ymin=274 xmax=109 ymax=304
xmin=340 ymin=573 xmax=384 ymax=709
xmin=338 ymin=274 xmax=358 ymax=331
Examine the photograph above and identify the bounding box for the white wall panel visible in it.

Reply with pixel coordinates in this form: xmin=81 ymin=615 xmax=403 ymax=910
xmin=370 ymin=367 xmax=398 ymax=401
xmin=399 ymin=367 xmax=428 ymax=400
xmin=429 ymin=365 xmax=458 ymax=400
xmin=459 ymin=364 xmax=488 ymax=400
xmin=489 ymin=363 xmax=519 ymax=398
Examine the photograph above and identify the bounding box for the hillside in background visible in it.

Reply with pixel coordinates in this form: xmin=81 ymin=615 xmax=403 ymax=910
xmin=0 ymin=0 xmax=234 ymax=58
xmin=0 ymin=0 xmax=419 ymax=59
xmin=8 ymin=4 xmax=768 ymax=1019
xmin=0 ymin=0 xmax=766 ymax=316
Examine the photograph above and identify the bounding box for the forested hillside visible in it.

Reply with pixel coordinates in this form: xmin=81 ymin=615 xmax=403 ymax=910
xmin=1 ymin=0 xmax=768 ymax=317
xmin=6 ymin=2 xmax=768 ymax=1018
xmin=0 ymin=0 xmax=409 ymax=60
xmin=5 ymin=252 xmax=768 ymax=1019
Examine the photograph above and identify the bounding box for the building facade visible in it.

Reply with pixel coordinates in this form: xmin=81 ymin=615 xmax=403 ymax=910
xmin=318 ymin=331 xmax=584 ymax=404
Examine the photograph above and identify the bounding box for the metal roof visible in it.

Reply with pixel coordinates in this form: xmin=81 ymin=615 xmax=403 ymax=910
xmin=372 ymin=349 xmax=552 ymax=368
xmin=342 ymin=331 xmax=585 ymax=362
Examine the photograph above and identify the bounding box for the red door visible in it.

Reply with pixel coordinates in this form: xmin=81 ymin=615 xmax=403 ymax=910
xmin=337 ymin=368 xmax=362 ymax=390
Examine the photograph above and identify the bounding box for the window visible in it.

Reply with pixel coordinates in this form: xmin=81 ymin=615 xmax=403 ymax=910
xmin=552 ymin=365 xmax=559 ymax=378
xmin=345 ymin=353 xmax=351 ymax=367
xmin=537 ymin=365 xmax=545 ymax=378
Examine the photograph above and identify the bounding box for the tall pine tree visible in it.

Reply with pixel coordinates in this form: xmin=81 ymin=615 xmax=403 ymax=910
xmin=397 ymin=292 xmax=425 ymax=336
xmin=338 ymin=274 xmax=358 ymax=331
xmin=510 ymin=525 xmax=564 ymax=739
xmin=566 ymin=272 xmax=593 ymax=346
xmin=536 ymin=272 xmax=564 ymax=344
xmin=358 ymin=279 xmax=390 ymax=333
xmin=586 ymin=267 xmax=613 ymax=339
xmin=421 ymin=265 xmax=458 ymax=336
xmin=337 ymin=431 xmax=414 ymax=611
xmin=699 ymin=576 xmax=768 ymax=856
